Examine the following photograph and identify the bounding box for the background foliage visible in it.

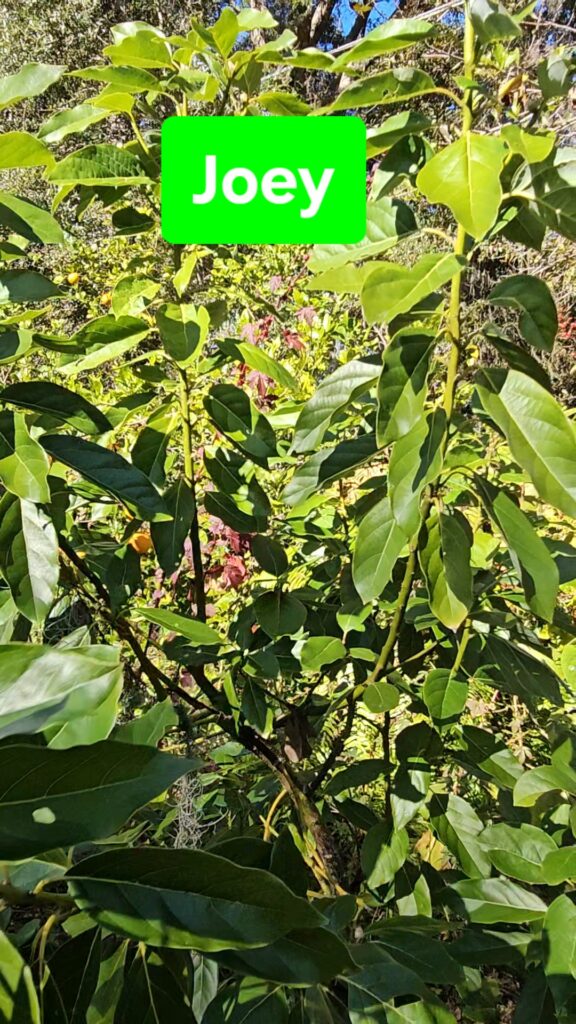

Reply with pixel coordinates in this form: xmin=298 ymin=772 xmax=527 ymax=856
xmin=0 ymin=1 xmax=576 ymax=1022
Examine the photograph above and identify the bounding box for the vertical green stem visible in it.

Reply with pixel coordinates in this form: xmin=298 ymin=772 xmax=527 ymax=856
xmin=178 ymin=368 xmax=206 ymax=622
xmin=444 ymin=5 xmax=475 ymax=420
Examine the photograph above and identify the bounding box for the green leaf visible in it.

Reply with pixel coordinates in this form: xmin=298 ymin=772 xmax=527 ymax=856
xmin=543 ymin=895 xmax=576 ymax=1013
xmin=241 ymin=678 xmax=272 ymax=736
xmin=310 ymin=197 xmax=417 ymax=272
xmin=331 ymin=18 xmax=435 ymax=70
xmin=417 ymin=133 xmax=507 ymax=238
xmin=70 ymin=65 xmax=160 ymax=90
xmin=457 ymin=725 xmax=523 ymax=789
xmin=447 ymin=877 xmax=547 ymax=924
xmin=500 ymin=125 xmax=555 ymax=163
xmin=361 ymin=822 xmax=409 ymax=887
xmin=0 ymin=131 xmax=54 ymax=169
xmin=0 ymin=270 xmax=61 ymax=305
xmin=112 ymin=275 xmax=160 ymax=318
xmin=41 ymin=434 xmax=169 ymax=522
xmin=47 ymin=144 xmax=151 ymax=186
xmin=284 ymin=433 xmax=377 ymax=507
xmin=113 ymin=698 xmax=178 ymax=747
xmin=300 ymin=636 xmax=346 ymax=673
xmin=474 ymin=475 xmax=559 ymax=620
xmin=136 ymin=607 xmax=221 ymax=646
xmin=389 ymin=409 xmax=446 ymax=538
xmin=538 ymin=53 xmax=574 ymax=100
xmin=363 ymin=679 xmax=400 ymax=714
xmin=348 ymin=954 xmax=452 ymax=1024
xmin=542 ymin=847 xmax=576 ymax=885
xmin=215 ymin=928 xmax=354 ymax=986
xmin=1 ymin=380 xmax=111 ymax=435
xmin=0 ymin=642 xmax=122 ymax=740
xmin=251 ymin=536 xmax=289 ymax=577
xmin=330 ymin=67 xmax=437 ymax=112
xmin=423 ymin=669 xmax=468 ymax=727
xmin=430 ymin=793 xmax=491 ymax=879
xmin=0 ymin=740 xmax=193 ymax=859
xmin=353 ymin=496 xmax=406 ymax=603
xmin=217 ymin=339 xmax=297 ymax=392
xmin=103 ymin=29 xmax=173 ymax=69
xmin=38 ymin=104 xmax=109 ymax=143
xmin=475 ymin=634 xmax=562 ymax=706
xmin=377 ymin=329 xmax=435 ymax=446
xmin=254 ymin=591 xmax=307 ymax=638
xmin=391 ymin=768 xmax=429 ymax=829
xmin=156 ymin=303 xmax=207 ymax=365
xmin=0 ymin=327 xmax=33 ymax=364
xmin=0 ymin=931 xmax=40 ymax=1023
xmin=61 ymin=314 xmax=150 ymax=375
xmin=371 ymin=932 xmax=463 ymax=986
xmin=361 ymin=253 xmax=465 ymax=324
xmin=204 ymin=384 xmax=277 ymax=468
xmin=112 ymin=206 xmax=155 ymax=236
xmin=66 ymin=848 xmax=325 ymax=950
xmin=470 ymin=0 xmax=522 ymax=42
xmin=150 ymin=478 xmax=194 ymax=574
xmin=513 ymin=762 xmax=576 ymax=806
xmin=292 ymin=360 xmax=379 ymax=453
xmin=0 ymin=191 xmax=65 ymax=244
xmin=0 ymin=493 xmax=58 ymax=623
xmin=205 ymin=978 xmax=289 ymax=1023
xmin=367 ymin=112 xmax=432 ymax=158
xmin=489 ymin=274 xmax=557 ymax=351
xmin=204 ymin=491 xmax=267 ymax=534
xmin=482 ymin=323 xmax=551 ymax=389
xmin=479 ymin=823 xmax=557 ymax=883
xmin=0 ymin=411 xmax=50 ymax=502
xmin=514 ymin=147 xmax=576 ymax=242
xmin=238 ymin=8 xmax=278 ymax=29
xmin=419 ymin=510 xmax=473 ymax=629
xmin=0 ymin=63 xmax=65 ymax=110
xmin=476 ymin=368 xmax=576 ymax=517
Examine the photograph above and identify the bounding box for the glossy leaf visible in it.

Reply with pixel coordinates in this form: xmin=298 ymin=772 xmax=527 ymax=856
xmin=423 ymin=669 xmax=468 ymax=727
xmin=377 ymin=329 xmax=435 ymax=446
xmin=330 ymin=67 xmax=437 ymax=112
xmin=419 ymin=509 xmax=473 ymax=629
xmin=446 ymin=877 xmax=547 ymax=924
xmin=137 ymin=607 xmax=221 ymax=646
xmin=66 ymin=848 xmax=325 ymax=950
xmin=47 ymin=144 xmax=151 ymax=186
xmin=254 ymin=591 xmax=307 ymax=638
xmin=0 ymin=380 xmax=111 ymax=434
xmin=0 ymin=190 xmax=65 ymax=244
xmin=0 ymin=740 xmax=193 ymax=859
xmin=352 ymin=496 xmax=406 ymax=603
xmin=389 ymin=409 xmax=446 ymax=538
xmin=0 ymin=410 xmax=50 ymax=502
xmin=0 ymin=131 xmax=54 ymax=169
xmin=0 ymin=931 xmax=40 ymax=1023
xmin=0 ymin=62 xmax=65 ymax=109
xmin=285 ymin=433 xmax=376 ymax=507
xmin=41 ymin=434 xmax=169 ymax=521
xmin=310 ymin=197 xmax=417 ymax=272
xmin=476 ymin=368 xmax=576 ymax=517
xmin=470 ymin=0 xmax=522 ymax=42
xmin=291 ymin=360 xmax=379 ymax=453
xmin=0 ymin=270 xmax=61 ymax=305
xmin=0 ymin=643 xmax=122 ymax=740
xmin=479 ymin=822 xmax=557 ymax=883
xmin=417 ymin=133 xmax=507 ymax=238
xmin=0 ymin=493 xmax=59 ymax=623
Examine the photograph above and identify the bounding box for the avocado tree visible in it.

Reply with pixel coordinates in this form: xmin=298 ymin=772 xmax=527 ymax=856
xmin=0 ymin=3 xmax=575 ymax=1021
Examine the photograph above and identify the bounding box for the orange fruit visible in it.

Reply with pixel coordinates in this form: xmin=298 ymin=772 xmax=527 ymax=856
xmin=129 ymin=530 xmax=153 ymax=554
xmin=101 ymin=291 xmax=112 ymax=306
xmin=67 ymin=272 xmax=80 ymax=285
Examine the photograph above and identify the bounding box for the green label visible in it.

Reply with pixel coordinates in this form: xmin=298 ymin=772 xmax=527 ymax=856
xmin=161 ymin=116 xmax=366 ymax=244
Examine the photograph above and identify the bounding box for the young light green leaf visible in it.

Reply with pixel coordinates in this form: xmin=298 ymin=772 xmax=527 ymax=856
xmin=417 ymin=133 xmax=507 ymax=238
xmin=310 ymin=197 xmax=417 ymax=271
xmin=136 ymin=607 xmax=221 ymax=646
xmin=330 ymin=67 xmax=437 ymax=112
xmin=0 ymin=643 xmax=122 ymax=740
xmin=361 ymin=253 xmax=465 ymax=324
xmin=47 ymin=144 xmax=152 ymax=186
xmin=470 ymin=0 xmax=522 ymax=42
xmin=0 ymin=131 xmax=54 ymax=169
xmin=0 ymin=62 xmax=65 ymax=109
xmin=331 ymin=18 xmax=435 ymax=70
xmin=0 ymin=411 xmax=50 ymax=502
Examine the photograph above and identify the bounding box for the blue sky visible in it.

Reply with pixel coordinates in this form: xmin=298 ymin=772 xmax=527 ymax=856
xmin=335 ymin=0 xmax=398 ymax=34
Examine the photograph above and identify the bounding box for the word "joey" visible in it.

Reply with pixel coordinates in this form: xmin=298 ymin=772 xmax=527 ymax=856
xmin=192 ymin=155 xmax=335 ymax=219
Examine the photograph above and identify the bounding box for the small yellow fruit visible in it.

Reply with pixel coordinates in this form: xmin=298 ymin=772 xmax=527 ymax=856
xmin=67 ymin=272 xmax=80 ymax=285
xmin=129 ymin=530 xmax=153 ymax=555
xmin=101 ymin=291 xmax=112 ymax=306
